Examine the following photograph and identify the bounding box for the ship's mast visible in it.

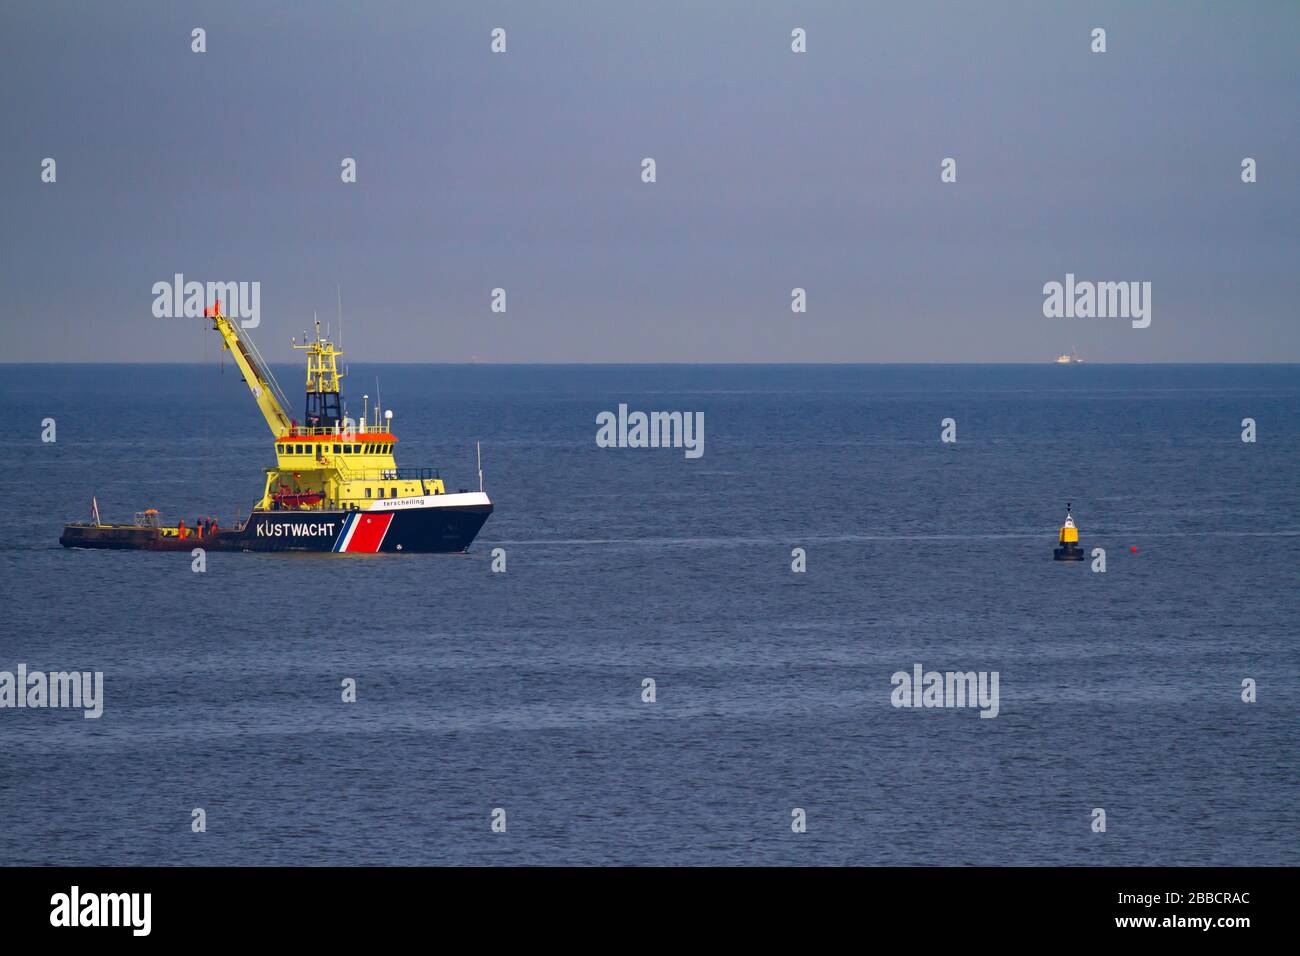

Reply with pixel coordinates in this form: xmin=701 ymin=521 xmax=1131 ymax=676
xmin=293 ymin=318 xmax=346 ymax=430
xmin=205 ymin=302 xmax=294 ymax=437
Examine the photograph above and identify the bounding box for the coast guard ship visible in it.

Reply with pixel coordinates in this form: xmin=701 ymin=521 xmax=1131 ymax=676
xmin=60 ymin=303 xmax=492 ymax=553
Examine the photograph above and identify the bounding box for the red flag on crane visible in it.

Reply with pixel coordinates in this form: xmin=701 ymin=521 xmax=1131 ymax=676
xmin=204 ymin=299 xmax=221 ymax=318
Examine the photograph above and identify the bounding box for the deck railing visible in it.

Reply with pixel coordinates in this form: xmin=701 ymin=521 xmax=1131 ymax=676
xmin=342 ymin=467 xmax=440 ymax=482
xmin=284 ymin=425 xmax=395 ymax=438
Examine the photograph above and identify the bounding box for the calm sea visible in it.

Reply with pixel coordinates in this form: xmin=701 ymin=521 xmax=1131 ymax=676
xmin=1 ymin=364 xmax=1296 ymax=865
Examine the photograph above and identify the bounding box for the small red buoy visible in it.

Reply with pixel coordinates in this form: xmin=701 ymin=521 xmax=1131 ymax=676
xmin=1130 ymin=546 xmax=1138 ymax=553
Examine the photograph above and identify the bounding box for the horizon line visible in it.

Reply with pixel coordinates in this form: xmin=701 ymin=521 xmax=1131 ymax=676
xmin=3 ymin=360 xmax=1299 ymax=368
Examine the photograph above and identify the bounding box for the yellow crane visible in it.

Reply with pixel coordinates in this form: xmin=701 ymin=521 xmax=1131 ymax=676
xmin=204 ymin=302 xmax=294 ymax=438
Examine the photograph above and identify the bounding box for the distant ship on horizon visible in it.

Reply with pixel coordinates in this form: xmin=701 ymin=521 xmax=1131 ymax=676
xmin=1055 ymin=346 xmax=1084 ymax=364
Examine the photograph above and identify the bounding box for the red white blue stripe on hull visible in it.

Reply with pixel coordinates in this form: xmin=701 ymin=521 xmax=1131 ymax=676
xmin=333 ymin=511 xmax=393 ymax=552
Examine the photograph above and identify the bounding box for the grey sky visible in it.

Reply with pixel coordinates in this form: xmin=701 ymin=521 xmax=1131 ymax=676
xmin=1 ymin=0 xmax=1297 ymax=363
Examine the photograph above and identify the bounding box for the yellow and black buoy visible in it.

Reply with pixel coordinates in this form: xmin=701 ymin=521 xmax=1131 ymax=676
xmin=1053 ymin=503 xmax=1085 ymax=561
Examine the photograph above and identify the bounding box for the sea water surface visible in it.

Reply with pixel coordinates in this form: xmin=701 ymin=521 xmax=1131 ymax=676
xmin=0 ymin=364 xmax=1296 ymax=866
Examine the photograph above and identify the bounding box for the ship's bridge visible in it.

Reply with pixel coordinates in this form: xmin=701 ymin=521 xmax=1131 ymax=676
xmin=275 ymin=430 xmax=397 ymax=466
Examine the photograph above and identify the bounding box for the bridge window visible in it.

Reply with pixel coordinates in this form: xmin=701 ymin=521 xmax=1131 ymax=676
xmin=390 ymin=487 xmax=398 ymax=498
xmin=333 ymin=444 xmax=341 ymax=454
xmin=365 ymin=488 xmax=371 ymax=497
xmin=295 ymin=444 xmax=304 ymax=454
xmin=377 ymin=488 xmax=384 ymax=498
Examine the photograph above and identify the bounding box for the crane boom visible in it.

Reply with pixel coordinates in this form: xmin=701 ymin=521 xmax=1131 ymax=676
xmin=206 ymin=306 xmax=293 ymax=437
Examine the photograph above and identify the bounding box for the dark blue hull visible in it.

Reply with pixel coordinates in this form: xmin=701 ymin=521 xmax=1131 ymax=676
xmin=61 ymin=497 xmax=493 ymax=554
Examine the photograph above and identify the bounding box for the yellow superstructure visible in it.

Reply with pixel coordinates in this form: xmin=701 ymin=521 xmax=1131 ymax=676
xmin=206 ymin=303 xmax=446 ymax=512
